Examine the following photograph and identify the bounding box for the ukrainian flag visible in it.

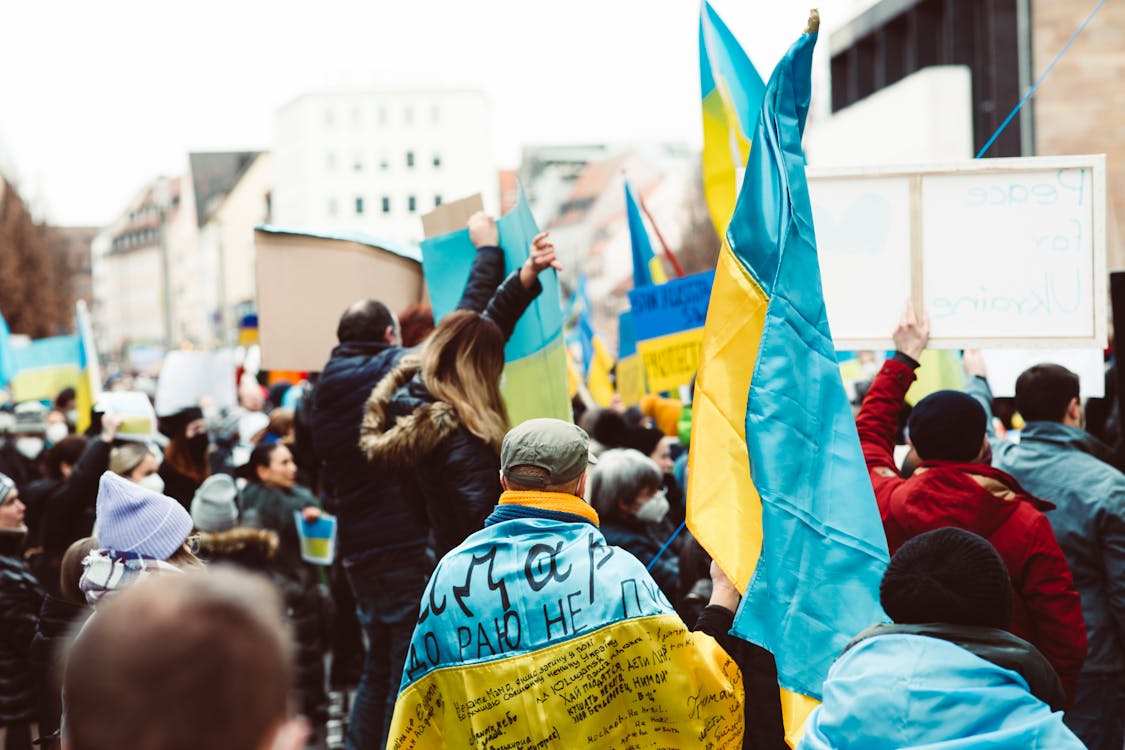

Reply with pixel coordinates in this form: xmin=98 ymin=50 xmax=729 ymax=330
xmin=421 ymin=189 xmax=570 ymax=426
xmin=9 ymin=335 xmax=81 ymax=403
xmin=624 ymin=180 xmax=667 ymax=288
xmin=616 ymin=311 xmax=645 ymax=407
xmin=0 ymin=312 xmax=15 ymax=387
xmin=75 ymin=300 xmax=102 ymax=433
xmin=700 ymin=1 xmax=766 ymax=236
xmin=687 ymin=14 xmax=889 ymax=744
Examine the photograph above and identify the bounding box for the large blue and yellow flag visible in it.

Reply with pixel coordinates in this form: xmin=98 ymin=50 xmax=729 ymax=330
xmin=0 ymin=311 xmax=15 ymax=388
xmin=616 ymin=311 xmax=645 ymax=407
xmin=699 ymin=1 xmax=766 ymax=236
xmin=422 ymin=190 xmax=570 ymax=425
xmin=687 ymin=14 xmax=889 ymax=743
xmin=624 ymin=180 xmax=667 ymax=288
xmin=388 ymin=507 xmax=743 ymax=748
xmin=8 ymin=335 xmax=81 ymax=403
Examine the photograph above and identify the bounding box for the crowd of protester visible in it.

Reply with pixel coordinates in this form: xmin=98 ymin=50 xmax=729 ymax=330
xmin=0 ymin=210 xmax=1121 ymax=750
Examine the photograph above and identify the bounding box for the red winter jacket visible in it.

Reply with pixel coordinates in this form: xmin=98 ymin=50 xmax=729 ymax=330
xmin=856 ymin=357 xmax=1087 ymax=704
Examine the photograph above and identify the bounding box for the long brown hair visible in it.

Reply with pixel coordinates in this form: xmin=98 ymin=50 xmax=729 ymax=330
xmin=421 ymin=310 xmax=509 ymax=452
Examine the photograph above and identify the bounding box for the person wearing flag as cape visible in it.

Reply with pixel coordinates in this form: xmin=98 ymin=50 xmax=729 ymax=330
xmin=387 ymin=418 xmax=755 ymax=749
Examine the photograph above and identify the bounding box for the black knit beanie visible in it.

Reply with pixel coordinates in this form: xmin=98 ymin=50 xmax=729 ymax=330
xmin=907 ymin=390 xmax=987 ymax=462
xmin=880 ymin=527 xmax=1013 ymax=630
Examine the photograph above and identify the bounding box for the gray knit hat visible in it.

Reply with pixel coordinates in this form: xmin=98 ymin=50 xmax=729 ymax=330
xmin=190 ymin=474 xmax=239 ymax=533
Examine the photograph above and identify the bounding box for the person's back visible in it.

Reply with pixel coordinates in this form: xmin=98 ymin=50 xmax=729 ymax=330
xmin=62 ymin=568 xmax=307 ymax=750
xmin=965 ymin=361 xmax=1125 ymax=750
xmin=800 ymin=528 xmax=1082 ymax=750
xmin=388 ymin=419 xmax=745 ymax=749
xmin=856 ymin=308 xmax=1086 ymax=702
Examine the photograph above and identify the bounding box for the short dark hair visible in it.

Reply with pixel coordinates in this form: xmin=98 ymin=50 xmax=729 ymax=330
xmin=64 ymin=569 xmax=293 ymax=750
xmin=47 ymin=435 xmax=88 ymax=478
xmin=1015 ymin=364 xmax=1080 ymax=423
xmin=337 ymin=299 xmax=396 ymax=344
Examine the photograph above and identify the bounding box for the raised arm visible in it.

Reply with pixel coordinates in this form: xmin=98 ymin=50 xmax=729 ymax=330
xmin=856 ymin=304 xmax=928 ymax=477
xmin=455 ymin=211 xmax=506 ymax=313
xmin=483 ymin=231 xmax=563 ymax=342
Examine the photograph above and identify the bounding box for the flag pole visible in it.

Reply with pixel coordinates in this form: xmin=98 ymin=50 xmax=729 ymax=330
xmin=639 ymin=195 xmax=686 ymax=278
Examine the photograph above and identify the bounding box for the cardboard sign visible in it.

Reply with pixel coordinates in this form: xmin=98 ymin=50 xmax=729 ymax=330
xmin=421 ymin=194 xmax=484 ymax=238
xmin=810 ymin=155 xmax=1107 ymax=349
xmin=254 ymin=226 xmax=424 ymax=371
xmin=627 ymin=271 xmax=715 ymax=393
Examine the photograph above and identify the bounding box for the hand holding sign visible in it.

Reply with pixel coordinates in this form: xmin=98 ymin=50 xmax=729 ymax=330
xmin=893 ymin=301 xmax=931 ymax=361
xmin=519 ymin=232 xmax=563 ymax=288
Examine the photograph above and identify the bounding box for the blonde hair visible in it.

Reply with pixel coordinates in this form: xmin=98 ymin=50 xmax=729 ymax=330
xmin=421 ymin=310 xmax=509 ymax=452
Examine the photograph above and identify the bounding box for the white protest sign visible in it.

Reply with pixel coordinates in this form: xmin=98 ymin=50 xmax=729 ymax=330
xmin=154 ymin=350 xmax=238 ymax=417
xmin=95 ymin=391 xmax=157 ymax=441
xmin=809 ymin=155 xmax=1107 ymax=349
xmin=980 ymin=349 xmax=1106 ymax=399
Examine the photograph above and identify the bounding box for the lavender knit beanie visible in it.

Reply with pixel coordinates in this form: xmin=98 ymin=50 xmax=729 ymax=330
xmin=94 ymin=471 xmax=192 ymax=560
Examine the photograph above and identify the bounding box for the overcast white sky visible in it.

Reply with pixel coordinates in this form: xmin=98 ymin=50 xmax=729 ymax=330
xmin=0 ymin=0 xmax=869 ymax=226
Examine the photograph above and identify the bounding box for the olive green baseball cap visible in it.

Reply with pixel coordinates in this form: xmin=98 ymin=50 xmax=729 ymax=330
xmin=501 ymin=418 xmax=596 ymax=488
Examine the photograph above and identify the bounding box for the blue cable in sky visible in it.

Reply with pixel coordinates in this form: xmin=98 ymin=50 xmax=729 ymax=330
xmin=976 ymin=0 xmax=1107 ymax=159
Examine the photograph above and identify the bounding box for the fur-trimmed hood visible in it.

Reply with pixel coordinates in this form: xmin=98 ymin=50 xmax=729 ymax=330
xmin=197 ymin=527 xmax=278 ymax=562
xmin=359 ymin=359 xmax=461 ymax=471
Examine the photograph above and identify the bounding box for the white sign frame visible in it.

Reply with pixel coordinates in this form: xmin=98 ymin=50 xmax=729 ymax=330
xmin=809 ymin=154 xmax=1107 ymax=350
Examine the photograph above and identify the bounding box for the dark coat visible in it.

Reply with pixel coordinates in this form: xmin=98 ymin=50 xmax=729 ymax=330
xmin=857 ymin=357 xmax=1087 ymax=703
xmin=196 ymin=525 xmax=328 ymax=720
xmin=29 ymin=594 xmax=88 ymax=736
xmin=40 ymin=437 xmax=111 ymax=563
xmin=238 ymin=484 xmax=320 ymax=585
xmin=0 ymin=531 xmax=44 ymax=727
xmin=311 ymin=247 xmax=505 ymax=561
xmin=359 ymin=271 xmax=542 ymax=559
xmin=600 ymin=516 xmax=680 ymax=603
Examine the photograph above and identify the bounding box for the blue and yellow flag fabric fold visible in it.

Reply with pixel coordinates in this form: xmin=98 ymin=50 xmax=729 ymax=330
xmin=75 ymin=300 xmax=101 ymax=433
xmin=8 ymin=335 xmax=81 ymax=403
xmin=616 ymin=311 xmax=645 ymax=407
xmin=699 ymin=1 xmax=766 ymax=236
xmin=0 ymin=312 xmax=15 ymax=387
xmin=687 ymin=19 xmax=889 ymax=743
xmin=625 ymin=181 xmax=666 ymax=289
xmin=388 ymin=515 xmax=743 ymax=748
xmin=421 ymin=190 xmax=570 ymax=425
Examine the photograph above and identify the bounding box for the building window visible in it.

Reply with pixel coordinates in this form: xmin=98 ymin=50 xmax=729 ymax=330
xmin=326 ymin=152 xmax=336 ymax=171
xmin=328 ymin=198 xmax=337 ymax=217
xmin=404 ymin=106 xmax=413 ymax=125
xmin=353 ymin=157 xmax=363 ymax=172
xmin=434 ymin=195 xmax=443 ymax=207
xmin=432 ymin=153 xmax=442 ymax=168
xmin=405 ymin=151 xmax=415 ymax=168
xmin=381 ymin=196 xmax=391 ymax=214
xmin=355 ymin=197 xmax=365 ymax=215
xmin=408 ymin=195 xmax=417 ymax=213
xmin=324 ymin=107 xmax=334 ymax=126
xmin=378 ymin=153 xmax=389 ymax=171
xmin=352 ymin=107 xmax=363 ymax=127
xmin=378 ymin=106 xmax=388 ymax=125
xmin=430 ymin=104 xmax=441 ymax=123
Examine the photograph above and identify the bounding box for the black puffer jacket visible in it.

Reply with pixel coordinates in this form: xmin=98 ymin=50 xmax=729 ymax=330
xmin=0 ymin=531 xmax=44 ymax=727
xmin=311 ymin=246 xmax=505 ymax=561
xmin=40 ymin=437 xmax=112 ymax=563
xmin=359 ymin=271 xmax=542 ymax=558
xmin=29 ymin=594 xmax=89 ymax=737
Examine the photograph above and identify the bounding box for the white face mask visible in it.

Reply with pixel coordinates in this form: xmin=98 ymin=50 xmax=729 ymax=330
xmin=138 ymin=473 xmax=166 ymax=494
xmin=46 ymin=423 xmax=69 ymax=446
xmin=635 ymin=490 xmax=670 ymax=524
xmin=15 ymin=437 xmax=44 ymax=460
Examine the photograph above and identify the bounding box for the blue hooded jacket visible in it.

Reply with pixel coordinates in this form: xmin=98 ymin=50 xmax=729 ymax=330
xmin=799 ymin=634 xmax=1084 ymax=750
